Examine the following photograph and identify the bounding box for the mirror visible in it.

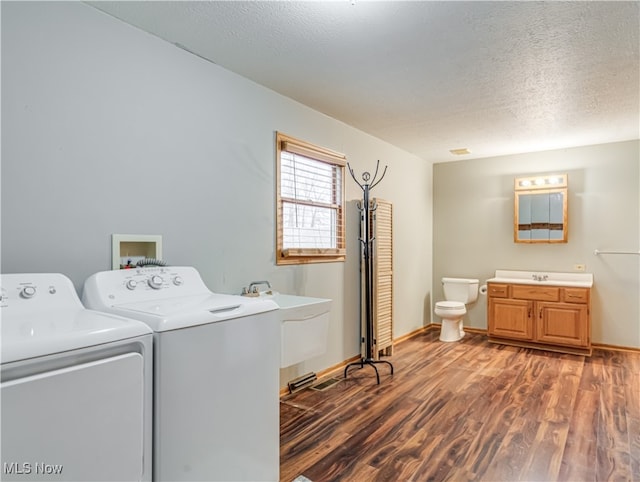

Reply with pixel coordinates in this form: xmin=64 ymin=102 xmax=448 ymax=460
xmin=514 ymin=174 xmax=567 ymax=243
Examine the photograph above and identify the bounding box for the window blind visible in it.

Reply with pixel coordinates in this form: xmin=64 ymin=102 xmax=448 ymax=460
xmin=276 ymin=133 xmax=346 ymax=264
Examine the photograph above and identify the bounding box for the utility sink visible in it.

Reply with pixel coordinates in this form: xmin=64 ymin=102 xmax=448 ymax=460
xmin=487 ymin=270 xmax=593 ymax=288
xmin=263 ymin=293 xmax=331 ymax=319
xmin=260 ymin=293 xmax=332 ymax=367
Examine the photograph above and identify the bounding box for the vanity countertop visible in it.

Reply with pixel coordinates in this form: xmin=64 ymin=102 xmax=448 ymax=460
xmin=487 ymin=270 xmax=593 ymax=288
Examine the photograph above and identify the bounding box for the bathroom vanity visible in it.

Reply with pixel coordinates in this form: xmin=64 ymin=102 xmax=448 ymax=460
xmin=486 ymin=270 xmax=593 ymax=356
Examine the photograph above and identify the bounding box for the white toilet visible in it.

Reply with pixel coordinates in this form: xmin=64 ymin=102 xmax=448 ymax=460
xmin=434 ymin=277 xmax=479 ymax=342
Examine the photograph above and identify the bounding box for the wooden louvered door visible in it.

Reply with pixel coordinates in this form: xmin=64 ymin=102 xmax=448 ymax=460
xmin=371 ymin=198 xmax=393 ymax=359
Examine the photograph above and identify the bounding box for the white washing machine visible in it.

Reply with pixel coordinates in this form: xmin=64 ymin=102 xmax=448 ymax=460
xmin=82 ymin=266 xmax=280 ymax=482
xmin=1 ymin=273 xmax=153 ymax=482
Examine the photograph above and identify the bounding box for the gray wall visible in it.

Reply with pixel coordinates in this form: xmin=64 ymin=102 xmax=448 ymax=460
xmin=1 ymin=2 xmax=433 ymax=387
xmin=433 ymin=141 xmax=640 ymax=348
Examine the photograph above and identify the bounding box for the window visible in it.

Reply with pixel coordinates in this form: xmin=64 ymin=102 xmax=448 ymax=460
xmin=276 ymin=132 xmax=346 ymax=265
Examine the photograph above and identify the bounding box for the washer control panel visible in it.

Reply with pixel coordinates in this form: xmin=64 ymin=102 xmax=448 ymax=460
xmin=117 ymin=268 xmax=186 ymax=292
xmin=83 ymin=266 xmax=210 ymax=307
xmin=0 ymin=273 xmax=81 ymax=311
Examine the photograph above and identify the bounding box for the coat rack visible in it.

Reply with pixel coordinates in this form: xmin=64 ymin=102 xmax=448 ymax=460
xmin=344 ymin=160 xmax=394 ymax=384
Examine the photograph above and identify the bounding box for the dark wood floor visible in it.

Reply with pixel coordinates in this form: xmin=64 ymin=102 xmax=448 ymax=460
xmin=280 ymin=330 xmax=640 ymax=482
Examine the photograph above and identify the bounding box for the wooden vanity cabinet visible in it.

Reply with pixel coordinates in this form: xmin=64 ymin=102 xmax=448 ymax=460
xmin=487 ymin=282 xmax=591 ymax=355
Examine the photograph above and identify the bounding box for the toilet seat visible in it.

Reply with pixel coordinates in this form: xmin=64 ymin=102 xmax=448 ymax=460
xmin=435 ymin=301 xmax=465 ymax=310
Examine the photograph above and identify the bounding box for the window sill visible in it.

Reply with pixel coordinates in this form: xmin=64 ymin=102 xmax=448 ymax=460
xmin=277 ymin=248 xmax=346 ymax=265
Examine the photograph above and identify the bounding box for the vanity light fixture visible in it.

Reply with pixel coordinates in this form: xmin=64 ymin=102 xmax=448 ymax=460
xmin=515 ymin=174 xmax=567 ymax=190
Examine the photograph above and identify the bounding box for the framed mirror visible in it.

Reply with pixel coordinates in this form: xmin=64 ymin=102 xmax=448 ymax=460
xmin=514 ymin=174 xmax=567 ymax=243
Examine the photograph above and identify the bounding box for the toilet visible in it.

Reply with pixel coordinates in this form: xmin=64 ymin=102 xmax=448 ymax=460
xmin=434 ymin=277 xmax=479 ymax=342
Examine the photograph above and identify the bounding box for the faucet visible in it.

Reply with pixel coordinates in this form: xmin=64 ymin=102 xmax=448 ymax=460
xmin=242 ymin=280 xmax=272 ymax=296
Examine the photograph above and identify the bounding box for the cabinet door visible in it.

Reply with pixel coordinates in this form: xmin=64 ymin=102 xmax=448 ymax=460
xmin=488 ymin=298 xmax=533 ymax=340
xmin=536 ymin=302 xmax=589 ymax=347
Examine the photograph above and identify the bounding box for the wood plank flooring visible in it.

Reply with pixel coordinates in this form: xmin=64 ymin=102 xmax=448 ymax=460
xmin=280 ymin=331 xmax=640 ymax=482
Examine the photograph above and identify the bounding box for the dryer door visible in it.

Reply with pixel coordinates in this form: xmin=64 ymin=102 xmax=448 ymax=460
xmin=1 ymin=353 xmax=144 ymax=481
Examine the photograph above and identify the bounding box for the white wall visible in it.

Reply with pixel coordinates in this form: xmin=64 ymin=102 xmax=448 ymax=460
xmin=433 ymin=141 xmax=640 ymax=348
xmin=1 ymin=2 xmax=433 ymax=387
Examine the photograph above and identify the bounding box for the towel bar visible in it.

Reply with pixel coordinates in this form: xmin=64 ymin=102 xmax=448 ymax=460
xmin=594 ymin=249 xmax=640 ymax=255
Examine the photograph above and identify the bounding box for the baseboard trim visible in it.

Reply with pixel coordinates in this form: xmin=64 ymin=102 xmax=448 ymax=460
xmin=280 ymin=354 xmax=361 ymax=398
xmin=427 ymin=322 xmax=487 ymax=335
xmin=592 ymin=342 xmax=640 ymax=354
xmin=394 ymin=325 xmax=434 ymax=343
xmin=316 ymin=354 xmax=361 ymax=380
xmin=280 ymin=325 xmax=640 ymax=397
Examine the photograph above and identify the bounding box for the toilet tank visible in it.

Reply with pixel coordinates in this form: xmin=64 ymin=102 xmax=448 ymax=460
xmin=442 ymin=277 xmax=479 ymax=304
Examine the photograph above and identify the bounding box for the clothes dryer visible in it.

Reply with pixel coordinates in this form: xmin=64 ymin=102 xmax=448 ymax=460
xmin=83 ymin=266 xmax=280 ymax=482
xmin=1 ymin=273 xmax=153 ymax=482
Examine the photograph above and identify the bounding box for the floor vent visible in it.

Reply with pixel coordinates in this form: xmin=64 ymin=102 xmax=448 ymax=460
xmin=288 ymin=372 xmax=317 ymax=393
xmin=311 ymin=377 xmax=341 ymax=391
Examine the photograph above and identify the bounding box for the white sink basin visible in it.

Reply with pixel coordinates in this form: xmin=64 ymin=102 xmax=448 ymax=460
xmin=264 ymin=293 xmax=331 ymax=319
xmin=260 ymin=293 xmax=332 ymax=367
xmin=487 ymin=270 xmax=593 ymax=288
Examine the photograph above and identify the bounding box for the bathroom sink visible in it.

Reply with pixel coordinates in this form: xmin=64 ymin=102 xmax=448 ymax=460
xmin=260 ymin=293 xmax=332 ymax=367
xmin=487 ymin=270 xmax=593 ymax=288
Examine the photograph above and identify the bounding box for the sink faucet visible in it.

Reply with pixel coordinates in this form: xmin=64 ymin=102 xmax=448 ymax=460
xmin=242 ymin=280 xmax=272 ymax=296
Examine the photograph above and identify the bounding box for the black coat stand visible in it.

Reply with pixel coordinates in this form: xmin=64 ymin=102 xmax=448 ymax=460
xmin=344 ymin=161 xmax=394 ymax=384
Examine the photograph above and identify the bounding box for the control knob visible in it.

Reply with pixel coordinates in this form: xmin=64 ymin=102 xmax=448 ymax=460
xmin=20 ymin=286 xmax=36 ymax=299
xmin=148 ymin=275 xmax=164 ymax=290
xmin=173 ymin=276 xmax=184 ymax=286
xmin=125 ymin=279 xmax=138 ymax=290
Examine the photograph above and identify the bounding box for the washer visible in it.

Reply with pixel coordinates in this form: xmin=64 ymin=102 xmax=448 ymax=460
xmin=82 ymin=266 xmax=280 ymax=482
xmin=1 ymin=273 xmax=153 ymax=482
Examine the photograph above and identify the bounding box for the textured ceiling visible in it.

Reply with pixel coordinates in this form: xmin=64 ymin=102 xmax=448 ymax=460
xmin=88 ymin=1 xmax=640 ymax=163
